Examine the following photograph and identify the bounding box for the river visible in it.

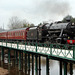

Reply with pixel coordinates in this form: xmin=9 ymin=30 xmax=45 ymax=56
xmin=0 ymin=53 xmax=75 ymax=75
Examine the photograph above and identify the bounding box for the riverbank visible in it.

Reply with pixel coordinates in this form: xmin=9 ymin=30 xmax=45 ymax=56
xmin=0 ymin=67 xmax=8 ymax=75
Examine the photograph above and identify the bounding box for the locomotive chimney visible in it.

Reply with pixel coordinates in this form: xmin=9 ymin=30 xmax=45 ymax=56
xmin=65 ymin=15 xmax=71 ymax=22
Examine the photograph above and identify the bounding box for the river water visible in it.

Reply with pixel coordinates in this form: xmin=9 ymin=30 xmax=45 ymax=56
xmin=0 ymin=53 xmax=75 ymax=75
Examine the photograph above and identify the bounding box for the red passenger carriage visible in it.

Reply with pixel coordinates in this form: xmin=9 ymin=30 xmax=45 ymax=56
xmin=0 ymin=27 xmax=29 ymax=41
xmin=7 ymin=27 xmax=29 ymax=41
xmin=0 ymin=31 xmax=7 ymax=40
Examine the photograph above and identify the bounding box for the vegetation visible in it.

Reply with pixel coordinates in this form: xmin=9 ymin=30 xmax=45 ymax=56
xmin=8 ymin=15 xmax=75 ymax=30
xmin=8 ymin=16 xmax=34 ymax=29
xmin=62 ymin=15 xmax=75 ymax=22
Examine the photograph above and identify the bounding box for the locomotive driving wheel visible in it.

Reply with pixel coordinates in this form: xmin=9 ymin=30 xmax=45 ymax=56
xmin=49 ymin=34 xmax=58 ymax=44
xmin=56 ymin=38 xmax=62 ymax=44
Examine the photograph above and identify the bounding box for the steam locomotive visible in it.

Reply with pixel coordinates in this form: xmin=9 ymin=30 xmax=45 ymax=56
xmin=0 ymin=17 xmax=75 ymax=44
xmin=27 ymin=21 xmax=75 ymax=44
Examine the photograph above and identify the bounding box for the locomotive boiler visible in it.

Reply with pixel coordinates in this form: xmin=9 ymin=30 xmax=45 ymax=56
xmin=27 ymin=22 xmax=75 ymax=44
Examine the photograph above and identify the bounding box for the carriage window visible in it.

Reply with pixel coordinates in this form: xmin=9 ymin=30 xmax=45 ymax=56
xmin=23 ymin=32 xmax=24 ymax=36
xmin=16 ymin=32 xmax=17 ymax=36
xmin=11 ymin=32 xmax=12 ymax=35
xmin=10 ymin=33 xmax=11 ymax=36
xmin=19 ymin=33 xmax=20 ymax=36
xmin=18 ymin=32 xmax=19 ymax=36
xmin=17 ymin=33 xmax=18 ymax=36
xmin=21 ymin=32 xmax=23 ymax=36
xmin=15 ymin=32 xmax=16 ymax=36
xmin=16 ymin=33 xmax=17 ymax=36
xmin=15 ymin=33 xmax=16 ymax=36
xmin=11 ymin=32 xmax=12 ymax=36
xmin=9 ymin=33 xmax=11 ymax=35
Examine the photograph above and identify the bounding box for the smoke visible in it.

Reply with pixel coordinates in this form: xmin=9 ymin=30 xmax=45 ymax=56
xmin=33 ymin=0 xmax=70 ymax=18
xmin=11 ymin=0 xmax=71 ymax=25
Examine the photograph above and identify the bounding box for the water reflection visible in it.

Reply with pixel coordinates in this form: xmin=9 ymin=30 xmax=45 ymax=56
xmin=4 ymin=58 xmax=8 ymax=64
xmin=0 ymin=54 xmax=75 ymax=75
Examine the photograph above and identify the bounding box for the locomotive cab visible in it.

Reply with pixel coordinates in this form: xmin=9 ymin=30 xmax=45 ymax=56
xmin=38 ymin=23 xmax=50 ymax=42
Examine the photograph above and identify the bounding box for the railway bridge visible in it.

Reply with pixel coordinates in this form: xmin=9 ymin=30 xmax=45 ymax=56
xmin=0 ymin=41 xmax=75 ymax=75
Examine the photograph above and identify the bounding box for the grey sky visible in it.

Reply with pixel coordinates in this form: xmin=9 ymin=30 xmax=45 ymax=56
xmin=0 ymin=0 xmax=75 ymax=29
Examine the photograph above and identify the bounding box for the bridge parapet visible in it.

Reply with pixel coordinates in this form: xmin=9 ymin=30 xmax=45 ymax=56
xmin=0 ymin=41 xmax=75 ymax=61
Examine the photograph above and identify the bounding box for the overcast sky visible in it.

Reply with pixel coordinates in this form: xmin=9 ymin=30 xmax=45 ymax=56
xmin=0 ymin=0 xmax=75 ymax=29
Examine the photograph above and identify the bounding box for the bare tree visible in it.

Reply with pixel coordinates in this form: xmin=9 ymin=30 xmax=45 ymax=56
xmin=8 ymin=16 xmax=35 ymax=30
xmin=0 ymin=27 xmax=5 ymax=31
xmin=8 ymin=16 xmax=23 ymax=29
xmin=22 ymin=19 xmax=34 ymax=27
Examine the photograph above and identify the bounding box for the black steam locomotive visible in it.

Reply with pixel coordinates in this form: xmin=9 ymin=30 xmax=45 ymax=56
xmin=27 ymin=18 xmax=75 ymax=44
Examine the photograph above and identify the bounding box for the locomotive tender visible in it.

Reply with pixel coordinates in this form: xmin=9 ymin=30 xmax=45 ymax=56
xmin=0 ymin=21 xmax=75 ymax=44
